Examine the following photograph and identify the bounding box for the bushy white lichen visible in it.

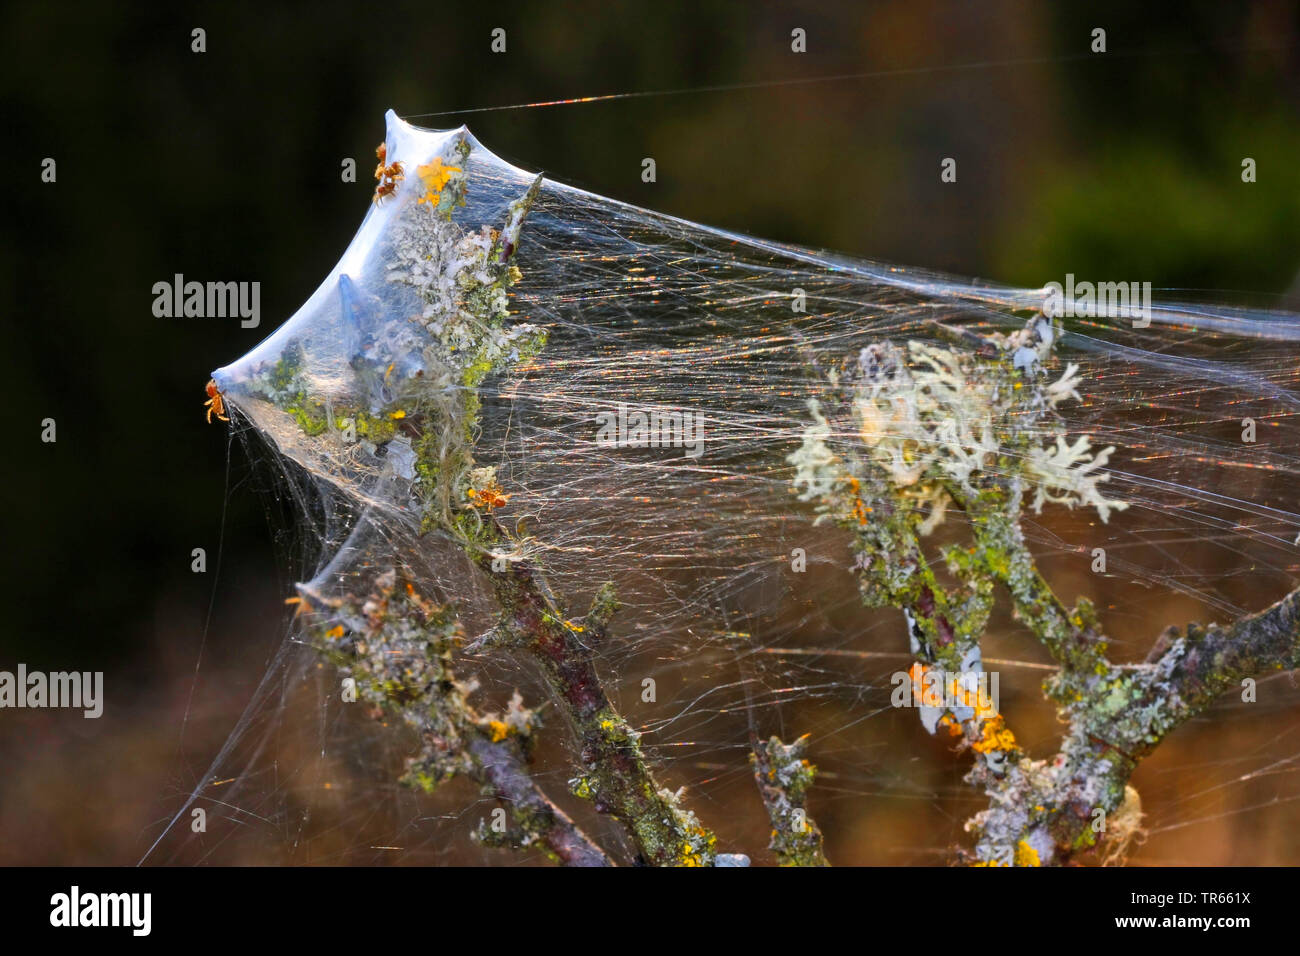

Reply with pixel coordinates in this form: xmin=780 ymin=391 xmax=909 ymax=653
xmin=789 ymin=315 xmax=1127 ymax=532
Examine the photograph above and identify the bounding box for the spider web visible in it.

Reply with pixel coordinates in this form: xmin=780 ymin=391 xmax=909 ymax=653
xmin=143 ymin=111 xmax=1300 ymax=866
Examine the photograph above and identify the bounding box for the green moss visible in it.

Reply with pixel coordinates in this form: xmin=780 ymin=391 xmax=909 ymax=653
xmin=352 ymin=410 xmax=399 ymax=443
xmin=286 ymin=401 xmax=329 ymax=436
xmin=269 ymin=354 xmax=299 ymax=391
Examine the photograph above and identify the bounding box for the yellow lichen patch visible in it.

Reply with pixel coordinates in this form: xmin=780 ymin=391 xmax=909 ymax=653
xmin=948 ymin=677 xmax=968 ymax=708
xmin=938 ymin=713 xmax=964 ymax=737
xmin=1014 ymin=840 xmax=1041 ymax=867
xmin=389 ymin=409 xmax=406 ymax=420
xmin=971 ymin=715 xmax=1018 ymax=755
xmin=677 ymin=826 xmax=716 ymax=867
xmin=487 ymin=719 xmax=509 ymax=743
xmin=949 ymin=676 xmax=1000 ymax=721
xmin=325 ymin=624 xmax=345 ymax=639
xmin=416 ymin=158 xmax=461 ymax=206
xmin=910 ymin=661 xmax=945 ymax=708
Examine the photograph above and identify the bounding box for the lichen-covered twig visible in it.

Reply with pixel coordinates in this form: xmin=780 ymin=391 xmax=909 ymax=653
xmin=751 ymin=735 xmax=829 ymax=866
xmin=790 ymin=313 xmax=1300 ymax=865
xmin=275 ymin=142 xmax=726 ymax=865
xmin=236 ymin=130 xmax=812 ymax=865
xmin=466 ymin=517 xmax=724 ymax=866
xmin=968 ymin=573 xmax=1300 ymax=865
xmin=307 ymin=571 xmax=611 ymax=866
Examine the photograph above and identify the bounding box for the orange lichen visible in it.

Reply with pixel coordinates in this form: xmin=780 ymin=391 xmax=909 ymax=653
xmin=850 ymin=497 xmax=874 ymax=525
xmin=416 ymin=157 xmax=461 ymax=206
xmin=971 ymin=714 xmax=1018 ymax=754
xmin=909 ymin=661 xmax=944 ymax=708
xmin=843 ymin=475 xmax=875 ymax=525
xmin=949 ymin=675 xmax=999 ymax=720
xmin=938 ymin=713 xmax=964 ymax=737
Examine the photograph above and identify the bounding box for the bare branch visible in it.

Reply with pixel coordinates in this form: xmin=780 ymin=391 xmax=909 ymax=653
xmin=309 ymin=573 xmax=612 ymax=867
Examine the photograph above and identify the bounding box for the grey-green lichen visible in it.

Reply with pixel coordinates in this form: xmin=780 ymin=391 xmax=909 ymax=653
xmin=306 ymin=569 xmax=609 ymax=866
xmin=788 ymin=317 xmax=1137 ymax=864
xmin=468 ymin=535 xmax=726 ymax=866
xmin=792 ymin=314 xmax=1300 ymax=865
xmin=234 ymin=130 xmax=844 ymax=866
xmin=227 ymin=136 xmax=549 ymax=531
xmin=751 ymin=735 xmax=829 ymax=866
xmin=280 ymin=140 xmax=746 ymax=865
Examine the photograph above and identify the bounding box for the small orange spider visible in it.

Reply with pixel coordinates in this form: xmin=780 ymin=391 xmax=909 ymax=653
xmin=467 ymin=481 xmax=511 ymax=511
xmin=284 ymin=595 xmax=314 ymax=618
xmin=373 ymin=141 xmax=405 ymax=204
xmin=374 ymin=142 xmax=404 ymax=179
xmin=204 ymin=378 xmax=230 ymax=423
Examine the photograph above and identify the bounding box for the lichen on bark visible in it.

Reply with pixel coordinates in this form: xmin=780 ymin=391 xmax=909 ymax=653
xmin=752 ymin=735 xmax=829 ymax=867
xmin=790 ymin=314 xmax=1300 ymax=865
xmin=264 ymin=137 xmax=827 ymax=866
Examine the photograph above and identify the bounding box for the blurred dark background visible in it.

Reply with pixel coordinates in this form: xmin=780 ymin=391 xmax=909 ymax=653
xmin=2 ymin=0 xmax=1299 ymax=864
